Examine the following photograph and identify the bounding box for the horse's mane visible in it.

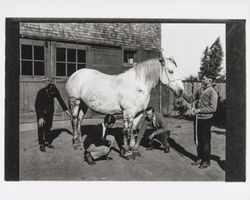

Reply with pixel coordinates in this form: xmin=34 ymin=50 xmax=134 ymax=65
xmin=132 ymin=58 xmax=162 ymax=88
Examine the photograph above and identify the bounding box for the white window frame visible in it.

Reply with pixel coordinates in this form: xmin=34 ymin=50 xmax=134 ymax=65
xmin=19 ymin=39 xmax=47 ymax=80
xmin=53 ymin=42 xmax=88 ymax=78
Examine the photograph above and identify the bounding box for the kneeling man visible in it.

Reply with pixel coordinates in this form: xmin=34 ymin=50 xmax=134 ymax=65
xmin=84 ymin=114 xmax=116 ymax=165
xmin=136 ymin=107 xmax=171 ymax=153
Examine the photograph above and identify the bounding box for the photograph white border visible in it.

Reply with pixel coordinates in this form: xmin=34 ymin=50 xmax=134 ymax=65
xmin=0 ymin=0 xmax=249 ymax=200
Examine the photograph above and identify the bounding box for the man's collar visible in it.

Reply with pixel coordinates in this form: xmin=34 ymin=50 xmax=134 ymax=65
xmin=204 ymin=84 xmax=212 ymax=90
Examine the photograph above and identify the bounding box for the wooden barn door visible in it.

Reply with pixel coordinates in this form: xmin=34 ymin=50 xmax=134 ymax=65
xmin=19 ymin=39 xmax=51 ymax=123
xmin=50 ymin=42 xmax=88 ymax=119
xmin=20 ymin=39 xmax=89 ymax=123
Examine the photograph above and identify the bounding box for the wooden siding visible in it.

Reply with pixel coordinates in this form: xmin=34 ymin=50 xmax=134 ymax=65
xmin=20 ymin=80 xmax=46 ymax=112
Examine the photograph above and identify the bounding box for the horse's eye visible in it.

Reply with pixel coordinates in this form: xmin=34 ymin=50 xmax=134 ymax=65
xmin=168 ymin=70 xmax=174 ymax=74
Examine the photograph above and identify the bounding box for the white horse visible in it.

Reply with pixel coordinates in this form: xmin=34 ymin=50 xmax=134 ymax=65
xmin=65 ymin=57 xmax=184 ymax=158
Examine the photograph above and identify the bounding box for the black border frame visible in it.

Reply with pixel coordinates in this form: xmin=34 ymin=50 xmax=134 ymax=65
xmin=5 ymin=18 xmax=246 ymax=181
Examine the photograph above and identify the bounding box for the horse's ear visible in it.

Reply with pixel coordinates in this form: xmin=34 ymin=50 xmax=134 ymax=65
xmin=159 ymin=58 xmax=165 ymax=66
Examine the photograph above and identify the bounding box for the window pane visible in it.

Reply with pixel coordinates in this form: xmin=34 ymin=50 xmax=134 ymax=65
xmin=34 ymin=62 xmax=45 ymax=75
xmin=67 ymin=64 xmax=76 ymax=76
xmin=21 ymin=45 xmax=32 ymax=59
xmin=21 ymin=61 xmax=32 ymax=75
xmin=124 ymin=50 xmax=135 ymax=63
xmin=77 ymin=50 xmax=86 ymax=62
xmin=34 ymin=46 xmax=44 ymax=60
xmin=56 ymin=63 xmax=66 ymax=76
xmin=67 ymin=49 xmax=76 ymax=62
xmin=123 ymin=52 xmax=127 ymax=63
xmin=56 ymin=48 xmax=66 ymax=61
xmin=77 ymin=64 xmax=86 ymax=70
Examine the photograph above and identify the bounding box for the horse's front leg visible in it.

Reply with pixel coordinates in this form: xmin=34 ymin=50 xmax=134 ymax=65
xmin=120 ymin=111 xmax=135 ymax=159
xmin=120 ymin=120 xmax=133 ymax=159
xmin=68 ymin=97 xmax=82 ymax=150
xmin=129 ymin=113 xmax=144 ymax=159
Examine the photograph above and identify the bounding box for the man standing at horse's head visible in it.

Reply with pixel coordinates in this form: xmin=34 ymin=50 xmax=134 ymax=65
xmin=183 ymin=72 xmax=218 ymax=169
xmin=35 ymin=83 xmax=72 ymax=152
xmin=135 ymin=106 xmax=171 ymax=153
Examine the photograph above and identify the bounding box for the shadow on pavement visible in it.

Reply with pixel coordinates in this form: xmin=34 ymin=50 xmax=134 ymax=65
xmin=168 ymin=138 xmax=197 ymax=161
xmin=47 ymin=128 xmax=72 ymax=144
xmin=211 ymin=155 xmax=226 ymax=171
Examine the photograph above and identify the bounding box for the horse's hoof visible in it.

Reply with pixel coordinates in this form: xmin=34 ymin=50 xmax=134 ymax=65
xmin=122 ymin=155 xmax=130 ymax=160
xmin=73 ymin=143 xmax=82 ymax=150
xmin=120 ymin=148 xmax=133 ymax=160
xmin=124 ymin=151 xmax=133 ymax=157
xmin=72 ymin=138 xmax=82 ymax=150
xmin=73 ymin=144 xmax=78 ymax=150
xmin=133 ymin=151 xmax=142 ymax=158
xmin=120 ymin=152 xmax=130 ymax=160
xmin=131 ymin=151 xmax=141 ymax=160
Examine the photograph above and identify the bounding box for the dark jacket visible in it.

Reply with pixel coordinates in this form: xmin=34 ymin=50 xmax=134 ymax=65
xmin=137 ymin=112 xmax=168 ymax=136
xmin=84 ymin=124 xmax=111 ymax=149
xmin=35 ymin=87 xmax=68 ymax=119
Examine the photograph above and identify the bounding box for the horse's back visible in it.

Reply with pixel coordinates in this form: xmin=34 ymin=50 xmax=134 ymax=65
xmin=65 ymin=68 xmax=114 ymax=98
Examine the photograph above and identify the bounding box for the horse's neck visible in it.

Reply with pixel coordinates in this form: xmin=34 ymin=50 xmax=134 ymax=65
xmin=118 ymin=67 xmax=159 ymax=93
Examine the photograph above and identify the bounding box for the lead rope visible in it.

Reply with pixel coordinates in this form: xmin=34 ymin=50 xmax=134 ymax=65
xmin=194 ymin=114 xmax=198 ymax=146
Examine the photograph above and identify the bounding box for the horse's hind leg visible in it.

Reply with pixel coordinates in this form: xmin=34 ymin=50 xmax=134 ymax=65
xmin=68 ymin=97 xmax=81 ymax=150
xmin=77 ymin=101 xmax=88 ymax=145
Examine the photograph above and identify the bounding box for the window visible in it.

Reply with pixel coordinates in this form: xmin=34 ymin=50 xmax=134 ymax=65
xmin=56 ymin=48 xmax=86 ymax=76
xmin=123 ymin=50 xmax=136 ymax=65
xmin=20 ymin=44 xmax=45 ymax=76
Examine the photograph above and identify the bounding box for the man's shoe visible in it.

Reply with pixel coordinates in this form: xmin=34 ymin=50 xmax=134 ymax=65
xmin=164 ymin=146 xmax=170 ymax=153
xmin=105 ymin=156 xmax=113 ymax=161
xmin=199 ymin=161 xmax=210 ymax=169
xmin=146 ymin=139 xmax=154 ymax=151
xmin=39 ymin=145 xmax=46 ymax=152
xmin=191 ymin=159 xmax=202 ymax=166
xmin=47 ymin=143 xmax=55 ymax=149
xmin=84 ymin=152 xmax=96 ymax=165
xmin=146 ymin=145 xmax=154 ymax=151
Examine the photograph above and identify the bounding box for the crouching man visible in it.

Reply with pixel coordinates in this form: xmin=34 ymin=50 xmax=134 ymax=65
xmin=84 ymin=114 xmax=116 ymax=165
xmin=136 ymin=107 xmax=171 ymax=153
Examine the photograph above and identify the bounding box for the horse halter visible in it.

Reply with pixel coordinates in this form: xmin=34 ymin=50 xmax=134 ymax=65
xmin=162 ymin=59 xmax=182 ymax=86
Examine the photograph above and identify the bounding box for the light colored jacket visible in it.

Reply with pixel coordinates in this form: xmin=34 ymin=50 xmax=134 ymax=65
xmin=183 ymin=85 xmax=218 ymax=119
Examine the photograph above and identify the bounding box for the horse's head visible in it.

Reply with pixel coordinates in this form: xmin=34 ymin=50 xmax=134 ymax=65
xmin=159 ymin=57 xmax=184 ymax=98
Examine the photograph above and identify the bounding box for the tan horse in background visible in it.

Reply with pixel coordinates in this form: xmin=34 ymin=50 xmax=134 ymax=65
xmin=65 ymin=57 xmax=184 ymax=159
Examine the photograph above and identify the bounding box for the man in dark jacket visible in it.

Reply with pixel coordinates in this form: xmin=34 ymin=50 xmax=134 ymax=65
xmin=136 ymin=107 xmax=171 ymax=153
xmin=35 ymin=83 xmax=72 ymax=152
xmin=84 ymin=114 xmax=116 ymax=165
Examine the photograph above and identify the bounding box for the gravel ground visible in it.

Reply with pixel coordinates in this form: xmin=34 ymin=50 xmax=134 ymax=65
xmin=20 ymin=117 xmax=225 ymax=181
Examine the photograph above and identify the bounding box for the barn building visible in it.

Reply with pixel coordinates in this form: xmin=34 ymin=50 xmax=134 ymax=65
xmin=19 ymin=23 xmax=164 ymax=123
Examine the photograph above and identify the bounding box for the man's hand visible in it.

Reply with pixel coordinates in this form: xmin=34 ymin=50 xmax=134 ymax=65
xmin=190 ymin=108 xmax=200 ymax=115
xmin=193 ymin=109 xmax=201 ymax=114
xmin=38 ymin=118 xmax=45 ymax=128
xmin=148 ymin=132 xmax=156 ymax=140
xmin=65 ymin=110 xmax=72 ymax=120
xmin=105 ymin=139 xmax=112 ymax=147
